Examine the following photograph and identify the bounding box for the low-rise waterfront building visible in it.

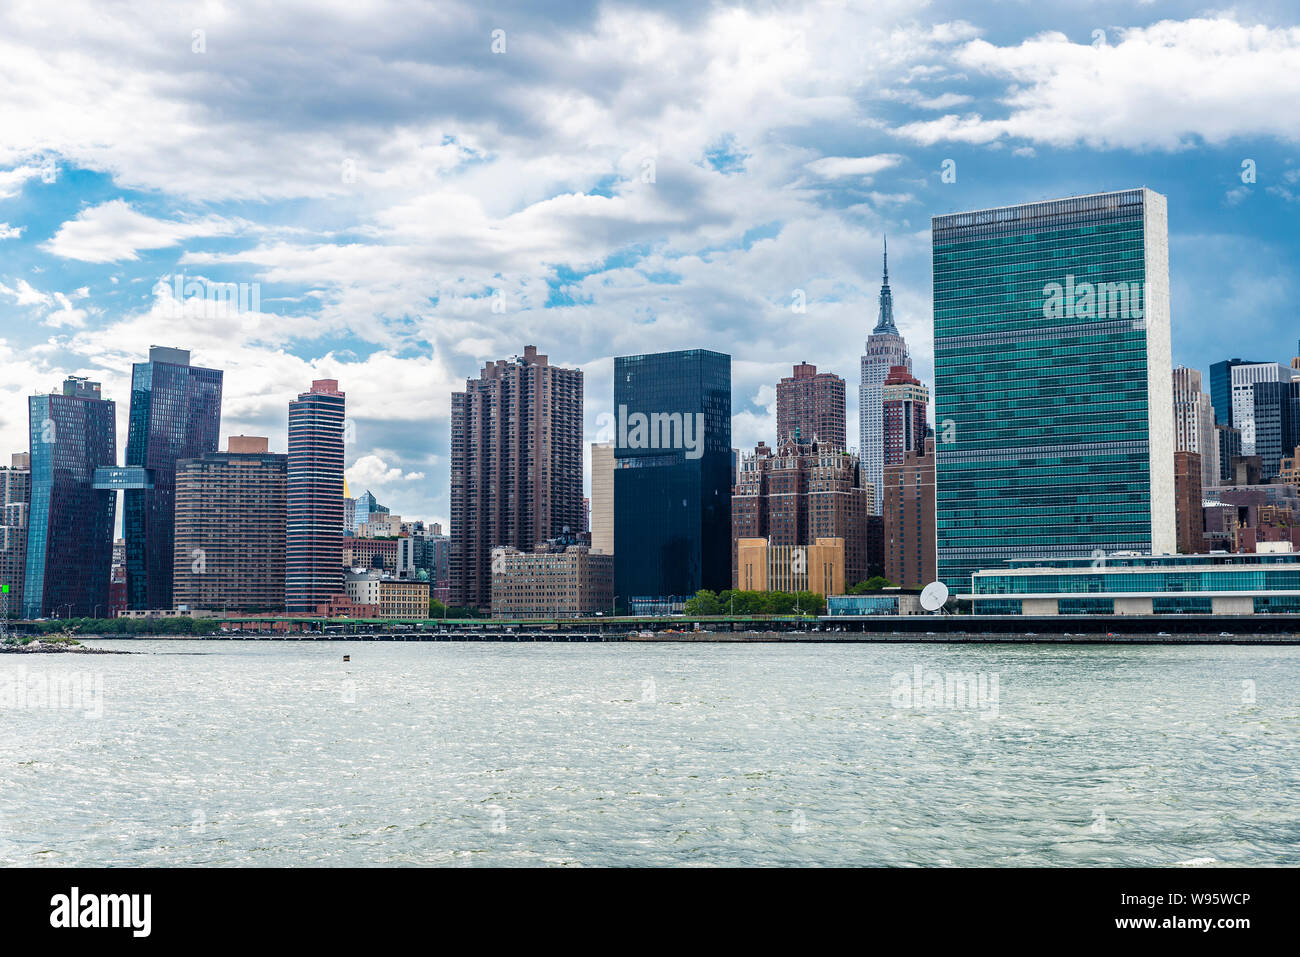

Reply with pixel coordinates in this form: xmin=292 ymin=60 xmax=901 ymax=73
xmin=825 ymin=591 xmax=922 ymax=616
xmin=964 ymin=551 xmax=1300 ymax=615
xmin=344 ymin=570 xmax=429 ymax=619
xmin=491 ymin=536 xmax=613 ymax=619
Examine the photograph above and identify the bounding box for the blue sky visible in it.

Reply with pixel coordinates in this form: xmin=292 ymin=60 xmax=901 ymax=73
xmin=2 ymin=0 xmax=1299 ymax=527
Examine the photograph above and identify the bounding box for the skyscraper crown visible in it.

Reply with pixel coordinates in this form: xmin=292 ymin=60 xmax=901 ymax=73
xmin=872 ymin=237 xmax=898 ymax=335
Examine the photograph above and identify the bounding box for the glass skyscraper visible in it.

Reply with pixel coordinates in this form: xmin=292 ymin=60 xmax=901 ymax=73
xmin=613 ymin=349 xmax=731 ymax=603
xmin=23 ymin=378 xmax=118 ymax=618
xmin=123 ymin=346 xmax=223 ymax=610
xmin=932 ymin=189 xmax=1175 ymax=591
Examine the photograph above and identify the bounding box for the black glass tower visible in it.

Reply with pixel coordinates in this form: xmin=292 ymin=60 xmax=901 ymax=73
xmin=23 ymin=378 xmax=117 ymax=618
xmin=124 ymin=346 xmax=223 ymax=610
xmin=613 ymin=350 xmax=731 ymax=604
xmin=1209 ymin=358 xmax=1260 ymax=428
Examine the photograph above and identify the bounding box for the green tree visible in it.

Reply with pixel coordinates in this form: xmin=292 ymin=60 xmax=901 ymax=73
xmin=683 ymin=589 xmax=724 ymax=616
xmin=850 ymin=576 xmax=896 ymax=594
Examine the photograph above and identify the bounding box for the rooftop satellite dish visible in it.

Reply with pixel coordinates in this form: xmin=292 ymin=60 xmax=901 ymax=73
xmin=919 ymin=581 xmax=949 ymax=613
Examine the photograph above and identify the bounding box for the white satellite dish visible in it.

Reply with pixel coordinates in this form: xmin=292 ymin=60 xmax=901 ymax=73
xmin=919 ymin=581 xmax=949 ymax=613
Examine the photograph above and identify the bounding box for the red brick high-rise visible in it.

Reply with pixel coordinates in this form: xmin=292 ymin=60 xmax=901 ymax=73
xmin=1174 ymin=450 xmax=1206 ymax=554
xmin=882 ymin=365 xmax=928 ymax=468
xmin=883 ymin=435 xmax=936 ymax=589
xmin=450 ymin=346 xmax=583 ymax=610
xmin=777 ymin=362 xmax=846 ymax=450
xmin=732 ymin=438 xmax=876 ymax=589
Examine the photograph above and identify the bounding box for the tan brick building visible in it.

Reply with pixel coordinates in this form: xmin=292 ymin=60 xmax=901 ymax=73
xmin=735 ymin=537 xmax=844 ymax=596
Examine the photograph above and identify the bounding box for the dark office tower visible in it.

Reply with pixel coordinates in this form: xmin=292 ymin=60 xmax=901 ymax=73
xmin=450 ymin=346 xmax=583 ymax=610
xmin=123 ymin=346 xmax=223 ymax=610
xmin=777 ymin=362 xmax=846 ymax=449
xmin=23 ymin=379 xmax=117 ymax=618
xmin=613 ymin=349 xmax=731 ymax=603
xmin=0 ymin=453 xmax=31 ymax=618
xmin=1251 ymin=379 xmax=1300 ymax=480
xmin=1216 ymin=424 xmax=1242 ymax=484
xmin=881 ymin=365 xmax=928 ymax=468
xmin=933 ymin=189 xmax=1175 ymax=590
xmin=285 ymin=380 xmax=346 ymax=613
xmin=1209 ymin=358 xmax=1261 ymax=427
xmin=173 ymin=437 xmax=287 ymax=612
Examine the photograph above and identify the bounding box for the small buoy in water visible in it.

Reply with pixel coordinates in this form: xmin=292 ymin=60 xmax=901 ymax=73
xmin=343 ymin=655 xmax=350 ymax=662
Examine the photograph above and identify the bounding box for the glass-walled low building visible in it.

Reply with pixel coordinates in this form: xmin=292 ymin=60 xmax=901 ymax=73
xmin=826 ymin=591 xmax=922 ymax=616
xmin=965 ymin=552 xmax=1300 ymax=615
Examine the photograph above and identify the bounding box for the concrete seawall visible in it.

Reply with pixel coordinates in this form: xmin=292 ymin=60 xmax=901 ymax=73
xmin=77 ymin=630 xmax=1300 ymax=644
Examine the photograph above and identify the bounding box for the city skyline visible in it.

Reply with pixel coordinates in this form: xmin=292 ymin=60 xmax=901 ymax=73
xmin=3 ymin=3 xmax=1300 ymax=530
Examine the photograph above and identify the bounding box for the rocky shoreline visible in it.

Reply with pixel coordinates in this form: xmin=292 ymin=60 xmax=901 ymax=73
xmin=0 ymin=639 xmax=129 ymax=654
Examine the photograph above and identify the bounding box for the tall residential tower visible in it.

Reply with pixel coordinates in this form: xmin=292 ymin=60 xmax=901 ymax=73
xmin=285 ymin=380 xmax=347 ymax=613
xmin=449 ymin=346 xmax=584 ymax=610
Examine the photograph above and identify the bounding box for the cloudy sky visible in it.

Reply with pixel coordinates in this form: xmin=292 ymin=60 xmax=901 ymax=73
xmin=2 ymin=0 xmax=1299 ymax=527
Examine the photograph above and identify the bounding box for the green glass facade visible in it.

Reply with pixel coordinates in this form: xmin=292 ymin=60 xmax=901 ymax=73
xmin=932 ymin=189 xmax=1174 ymax=591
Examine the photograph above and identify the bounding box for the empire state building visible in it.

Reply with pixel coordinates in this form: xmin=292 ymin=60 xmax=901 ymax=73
xmin=859 ymin=238 xmax=910 ymax=514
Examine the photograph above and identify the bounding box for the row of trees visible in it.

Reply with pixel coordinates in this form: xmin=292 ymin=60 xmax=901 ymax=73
xmin=428 ymin=600 xmax=487 ymax=619
xmin=682 ymin=578 xmax=901 ymax=617
xmin=30 ymin=617 xmax=222 ymax=635
xmin=684 ymin=589 xmax=827 ymax=616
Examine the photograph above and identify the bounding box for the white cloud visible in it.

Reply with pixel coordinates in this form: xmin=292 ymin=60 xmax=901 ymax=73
xmin=897 ymin=19 xmax=1300 ymax=149
xmin=805 ymin=154 xmax=904 ymax=178
xmin=0 ymin=165 xmax=41 ymax=199
xmin=0 ymin=223 xmax=23 ymax=239
xmin=42 ymin=200 xmax=241 ymax=263
xmin=348 ymin=454 xmax=428 ymax=486
xmin=0 ymin=278 xmax=49 ymax=306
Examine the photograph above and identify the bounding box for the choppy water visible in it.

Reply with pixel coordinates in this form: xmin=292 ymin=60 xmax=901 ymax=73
xmin=1 ymin=640 xmax=1297 ymax=866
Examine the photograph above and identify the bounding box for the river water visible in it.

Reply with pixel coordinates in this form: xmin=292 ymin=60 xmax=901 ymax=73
xmin=1 ymin=639 xmax=1296 ymax=866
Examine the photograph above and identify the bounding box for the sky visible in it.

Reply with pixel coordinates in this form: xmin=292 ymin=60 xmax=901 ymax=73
xmin=1 ymin=0 xmax=1299 ymax=528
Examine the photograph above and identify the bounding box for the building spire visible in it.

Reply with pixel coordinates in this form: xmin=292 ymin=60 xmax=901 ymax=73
xmin=873 ymin=235 xmax=897 ymax=335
